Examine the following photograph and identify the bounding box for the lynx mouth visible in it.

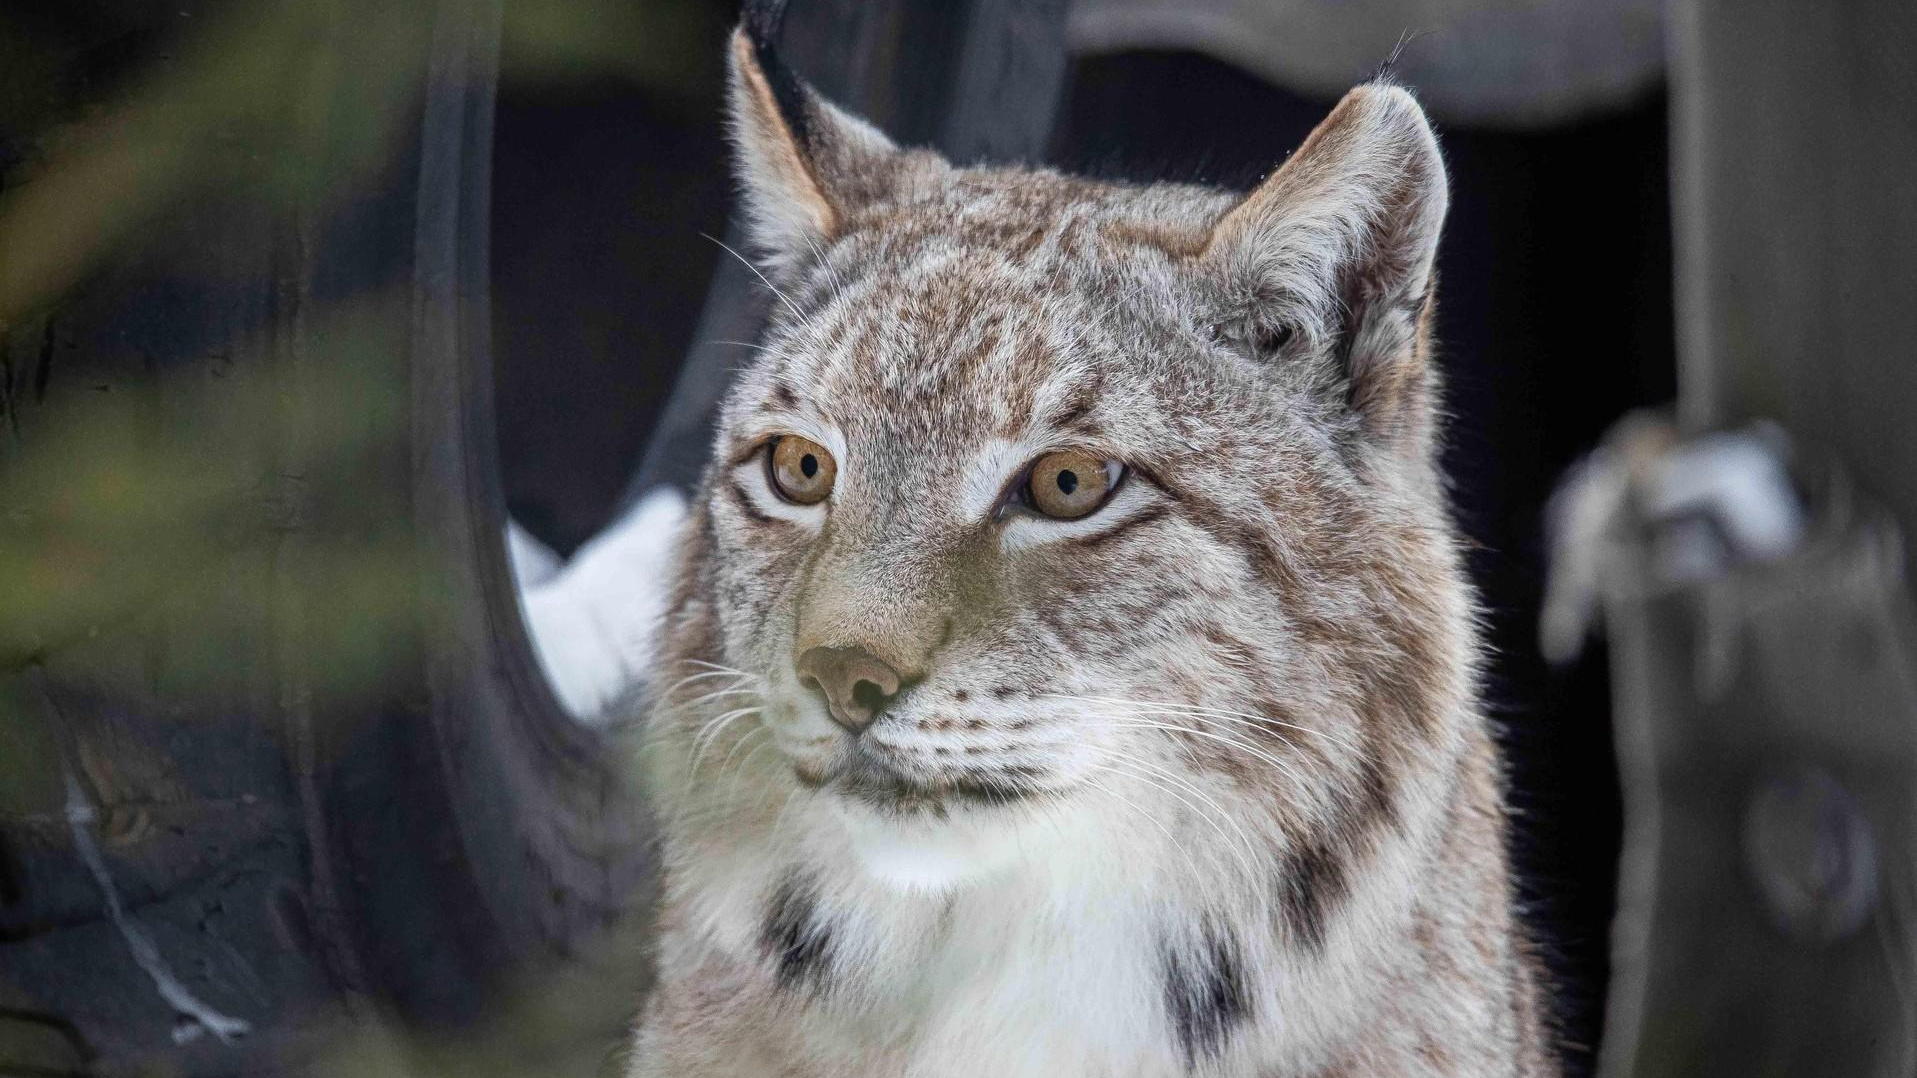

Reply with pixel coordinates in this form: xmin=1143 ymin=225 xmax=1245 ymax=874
xmin=796 ymin=743 xmax=1036 ymax=816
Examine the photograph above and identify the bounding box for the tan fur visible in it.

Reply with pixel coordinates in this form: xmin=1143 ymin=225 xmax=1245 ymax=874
xmin=627 ymin=26 xmax=1557 ymax=1078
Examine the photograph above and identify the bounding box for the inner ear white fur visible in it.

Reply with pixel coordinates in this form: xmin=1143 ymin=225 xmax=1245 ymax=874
xmin=1205 ymin=84 xmax=1447 ymax=326
xmin=1202 ymin=83 xmax=1449 ymax=454
xmin=725 ymin=28 xmax=904 ymax=281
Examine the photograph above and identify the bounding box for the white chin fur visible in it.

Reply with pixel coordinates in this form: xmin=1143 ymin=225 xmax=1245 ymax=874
xmin=829 ymin=796 xmax=1051 ymax=895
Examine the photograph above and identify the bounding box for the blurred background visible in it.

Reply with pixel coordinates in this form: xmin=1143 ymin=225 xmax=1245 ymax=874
xmin=1 ymin=0 xmax=1912 ymax=1075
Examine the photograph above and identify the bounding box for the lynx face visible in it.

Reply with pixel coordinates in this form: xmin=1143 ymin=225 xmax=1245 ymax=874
xmin=661 ymin=30 xmax=1471 ymax=899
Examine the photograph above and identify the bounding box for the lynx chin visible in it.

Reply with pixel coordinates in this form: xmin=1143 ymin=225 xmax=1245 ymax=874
xmin=626 ymin=22 xmax=1557 ymax=1078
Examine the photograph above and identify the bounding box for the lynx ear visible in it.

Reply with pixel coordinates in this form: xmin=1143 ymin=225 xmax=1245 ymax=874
xmin=726 ymin=24 xmax=903 ymax=280
xmin=1204 ymin=84 xmax=1448 ymax=456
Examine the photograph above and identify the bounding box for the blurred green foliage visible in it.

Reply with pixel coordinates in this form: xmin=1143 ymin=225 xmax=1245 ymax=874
xmin=0 ymin=318 xmax=411 ymax=671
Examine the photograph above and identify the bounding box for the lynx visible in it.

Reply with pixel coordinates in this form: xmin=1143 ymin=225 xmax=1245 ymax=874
xmin=627 ymin=22 xmax=1556 ymax=1078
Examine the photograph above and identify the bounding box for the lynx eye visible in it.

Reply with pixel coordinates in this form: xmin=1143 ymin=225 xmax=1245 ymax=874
xmin=768 ymin=435 xmax=836 ymax=505
xmin=1025 ymin=450 xmax=1119 ymax=520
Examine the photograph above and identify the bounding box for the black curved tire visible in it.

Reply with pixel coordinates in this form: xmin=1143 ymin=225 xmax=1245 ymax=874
xmin=0 ymin=1 xmax=651 ymax=1073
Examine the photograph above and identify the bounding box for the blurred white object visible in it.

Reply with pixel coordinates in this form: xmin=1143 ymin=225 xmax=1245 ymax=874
xmin=506 ymin=518 xmax=562 ymax=587
xmin=509 ymin=487 xmax=688 ymax=722
xmin=1541 ymin=418 xmax=1806 ymax=665
xmin=1639 ymin=430 xmax=1804 ymax=568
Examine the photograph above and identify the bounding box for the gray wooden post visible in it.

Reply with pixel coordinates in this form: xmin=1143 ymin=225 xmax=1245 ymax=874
xmin=1595 ymin=3 xmax=1917 ymax=1075
xmin=1671 ymin=0 xmax=1917 ymax=547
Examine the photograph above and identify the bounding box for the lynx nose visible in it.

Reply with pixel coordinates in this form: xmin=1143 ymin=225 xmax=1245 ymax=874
xmin=795 ymin=645 xmax=902 ymax=734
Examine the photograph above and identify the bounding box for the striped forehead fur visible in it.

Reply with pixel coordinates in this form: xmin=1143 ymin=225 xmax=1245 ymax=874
xmin=628 ymin=23 xmax=1556 ymax=1078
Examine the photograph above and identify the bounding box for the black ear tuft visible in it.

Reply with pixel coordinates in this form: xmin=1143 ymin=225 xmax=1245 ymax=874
xmin=1373 ymin=28 xmax=1431 ymax=84
xmin=740 ymin=0 xmax=812 ymax=151
xmin=740 ymin=0 xmax=786 ymax=42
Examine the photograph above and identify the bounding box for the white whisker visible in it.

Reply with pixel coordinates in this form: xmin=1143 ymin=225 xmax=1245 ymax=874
xmin=704 ymin=232 xmax=804 ymax=322
xmin=717 ymin=724 xmax=772 ymax=785
xmin=1077 ymin=715 xmax=1310 ymax=788
xmin=688 ymin=707 xmax=763 ymax=775
xmin=1075 ymin=772 xmax=1177 ymax=846
xmin=1040 ymin=692 xmax=1355 ymax=754
xmin=677 ymin=686 xmax=764 ymax=711
xmin=661 ymin=668 xmax=759 ymax=699
xmin=1079 ymin=749 xmax=1264 ymax=884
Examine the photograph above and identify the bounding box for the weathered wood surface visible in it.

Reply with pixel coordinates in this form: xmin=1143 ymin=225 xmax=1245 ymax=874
xmin=1598 ymin=1 xmax=1917 ymax=1074
xmin=1672 ymin=0 xmax=1917 ymax=541
xmin=1596 ymin=472 xmax=1917 ymax=1078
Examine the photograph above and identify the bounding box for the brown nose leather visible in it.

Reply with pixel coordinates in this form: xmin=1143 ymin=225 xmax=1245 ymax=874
xmin=796 ymin=645 xmax=902 ymax=734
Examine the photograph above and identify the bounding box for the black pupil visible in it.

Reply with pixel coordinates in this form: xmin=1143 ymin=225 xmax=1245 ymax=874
xmin=800 ymin=454 xmax=818 ymax=479
xmin=1055 ymin=469 xmax=1079 ymax=495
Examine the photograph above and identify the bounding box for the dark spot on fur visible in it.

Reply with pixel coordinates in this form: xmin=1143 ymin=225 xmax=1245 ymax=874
xmin=1351 ymin=741 xmax=1399 ymax=833
xmin=1162 ymin=919 xmax=1252 ymax=1067
xmin=723 ymin=476 xmax=774 ymax=525
xmin=1416 ymin=1031 xmax=1453 ymax=1071
xmin=1274 ymin=837 xmax=1347 ymax=953
xmin=1032 ymin=603 xmax=1072 ymax=640
xmin=993 ymin=686 xmax=1018 ymax=700
xmin=948 ymin=770 xmax=1040 ymax=806
xmin=952 ymin=688 xmax=970 ymax=702
xmin=760 ymin=873 xmax=834 ymax=992
xmin=1043 ymin=386 xmax=1097 ymax=433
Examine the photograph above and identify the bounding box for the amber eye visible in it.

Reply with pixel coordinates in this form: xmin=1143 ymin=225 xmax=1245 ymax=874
xmin=1025 ymin=450 xmax=1118 ymax=520
xmin=768 ymin=435 xmax=837 ymax=505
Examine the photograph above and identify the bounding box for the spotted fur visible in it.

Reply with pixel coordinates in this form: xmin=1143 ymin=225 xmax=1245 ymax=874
xmin=627 ymin=23 xmax=1556 ymax=1078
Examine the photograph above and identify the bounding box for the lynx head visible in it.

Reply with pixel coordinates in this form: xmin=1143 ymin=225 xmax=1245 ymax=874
xmin=661 ymin=26 xmax=1473 ymax=898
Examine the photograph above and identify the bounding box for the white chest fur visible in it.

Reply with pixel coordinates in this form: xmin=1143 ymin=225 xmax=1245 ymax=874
xmin=678 ymin=791 xmax=1215 ymax=1077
